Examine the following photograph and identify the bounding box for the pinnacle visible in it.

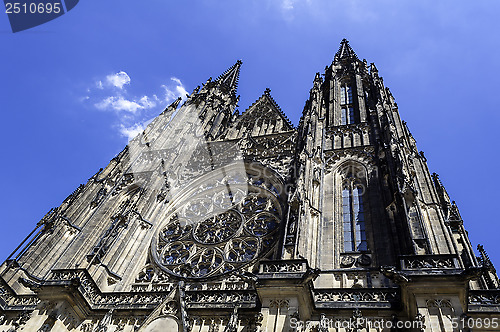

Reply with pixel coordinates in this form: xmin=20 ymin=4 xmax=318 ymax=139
xmin=160 ymin=96 xmax=182 ymax=115
xmin=215 ymin=60 xmax=242 ymax=96
xmin=334 ymin=38 xmax=358 ymax=61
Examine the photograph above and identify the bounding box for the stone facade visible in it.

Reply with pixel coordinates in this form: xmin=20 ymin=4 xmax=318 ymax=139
xmin=1 ymin=39 xmax=499 ymax=331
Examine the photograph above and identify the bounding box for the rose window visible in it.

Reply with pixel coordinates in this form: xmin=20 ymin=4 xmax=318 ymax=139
xmin=151 ymin=168 xmax=284 ymax=280
xmin=193 ymin=210 xmax=242 ymax=244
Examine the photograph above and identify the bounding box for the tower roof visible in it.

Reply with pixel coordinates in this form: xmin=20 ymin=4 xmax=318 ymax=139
xmin=334 ymin=38 xmax=358 ymax=61
xmin=215 ymin=60 xmax=242 ymax=96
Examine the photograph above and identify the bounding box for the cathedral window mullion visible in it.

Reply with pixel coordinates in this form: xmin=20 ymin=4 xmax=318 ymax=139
xmin=339 ymin=84 xmax=357 ymax=125
xmin=342 ymin=175 xmax=367 ymax=253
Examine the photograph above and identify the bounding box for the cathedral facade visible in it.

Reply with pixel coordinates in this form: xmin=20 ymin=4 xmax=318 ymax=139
xmin=1 ymin=40 xmax=499 ymax=331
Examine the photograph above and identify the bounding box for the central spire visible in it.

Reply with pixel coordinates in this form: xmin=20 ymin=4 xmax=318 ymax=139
xmin=334 ymin=38 xmax=358 ymax=61
xmin=215 ymin=60 xmax=242 ymax=96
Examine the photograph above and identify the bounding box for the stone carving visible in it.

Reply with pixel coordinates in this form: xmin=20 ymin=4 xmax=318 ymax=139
xmin=185 ymin=291 xmax=258 ymax=308
xmin=260 ymin=261 xmax=306 ymax=273
xmin=161 ymin=300 xmax=178 ymax=315
xmin=0 ymin=282 xmax=39 ymax=309
xmin=426 ymin=299 xmax=452 ymax=308
xmin=90 ymin=187 xmax=107 ymax=208
xmin=400 ymin=255 xmax=458 ymax=270
xmin=48 ymin=270 xmax=167 ymax=309
xmin=340 ymin=256 xmax=355 ymax=268
xmin=80 ymin=322 xmax=94 ymax=332
xmin=13 ymin=311 xmax=31 ymax=330
xmin=469 ymin=290 xmax=500 ymax=306
xmin=151 ymin=171 xmax=284 ymax=280
xmin=93 ymin=309 xmax=114 ymax=332
xmin=134 ymin=264 xmax=170 ymax=284
xmin=88 ymin=210 xmax=138 ymax=265
xmin=269 ymin=299 xmax=289 ymax=309
xmin=224 ymin=307 xmax=239 ymax=332
xmin=314 ymin=289 xmax=398 ymax=305
xmin=111 ymin=173 xmax=135 ymax=196
xmin=356 ymin=254 xmax=371 ymax=266
xmin=324 ymin=146 xmax=376 ymax=173
xmin=115 ymin=322 xmax=126 ymax=332
xmin=62 ymin=184 xmax=85 ymax=207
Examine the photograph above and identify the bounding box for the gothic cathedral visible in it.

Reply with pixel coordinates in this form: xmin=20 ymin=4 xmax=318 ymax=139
xmin=1 ymin=40 xmax=499 ymax=331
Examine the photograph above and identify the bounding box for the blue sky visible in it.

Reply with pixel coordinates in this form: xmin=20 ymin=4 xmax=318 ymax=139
xmin=1 ymin=1 xmax=500 ymax=268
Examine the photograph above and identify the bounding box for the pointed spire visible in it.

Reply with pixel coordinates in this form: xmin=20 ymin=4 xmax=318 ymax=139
xmin=169 ymin=96 xmax=182 ymax=109
xmin=215 ymin=60 xmax=242 ymax=96
xmin=160 ymin=96 xmax=182 ymax=115
xmin=334 ymin=38 xmax=358 ymax=61
xmin=313 ymin=72 xmax=322 ymax=88
xmin=478 ymin=245 xmax=493 ymax=268
xmin=370 ymin=62 xmax=379 ymax=75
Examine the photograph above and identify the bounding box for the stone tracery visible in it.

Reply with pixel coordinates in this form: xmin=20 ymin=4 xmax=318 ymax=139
xmin=151 ymin=164 xmax=285 ymax=280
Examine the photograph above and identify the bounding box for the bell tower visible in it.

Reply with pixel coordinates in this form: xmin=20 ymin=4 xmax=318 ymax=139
xmin=286 ymin=39 xmax=495 ymax=329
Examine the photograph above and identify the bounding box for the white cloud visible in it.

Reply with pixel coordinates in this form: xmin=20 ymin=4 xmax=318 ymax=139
xmin=94 ymin=96 xmax=155 ymax=114
xmin=119 ymin=123 xmax=145 ymax=141
xmin=111 ymin=97 xmax=143 ymax=113
xmin=106 ymin=71 xmax=131 ymax=89
xmin=119 ymin=117 xmax=155 ymax=141
xmin=94 ymin=97 xmax=113 ymax=110
xmin=86 ymin=72 xmax=187 ymax=141
xmin=162 ymin=77 xmax=188 ymax=103
xmin=171 ymin=77 xmax=182 ymax=86
xmin=282 ymin=0 xmax=295 ymax=11
xmin=278 ymin=0 xmax=298 ymax=21
xmin=138 ymin=95 xmax=156 ymax=109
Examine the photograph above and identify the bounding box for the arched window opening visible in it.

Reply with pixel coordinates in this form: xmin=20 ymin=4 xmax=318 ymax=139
xmin=340 ymin=84 xmax=356 ymax=125
xmin=342 ymin=173 xmax=367 ymax=252
xmin=340 ymin=86 xmax=353 ymax=105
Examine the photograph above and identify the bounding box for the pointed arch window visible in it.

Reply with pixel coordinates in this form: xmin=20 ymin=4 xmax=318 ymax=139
xmin=340 ymin=86 xmax=353 ymax=105
xmin=340 ymin=85 xmax=356 ymax=125
xmin=342 ymin=175 xmax=367 ymax=252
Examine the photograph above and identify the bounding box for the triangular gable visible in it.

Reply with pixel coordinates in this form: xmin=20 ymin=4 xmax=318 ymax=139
xmin=226 ymin=89 xmax=293 ymax=139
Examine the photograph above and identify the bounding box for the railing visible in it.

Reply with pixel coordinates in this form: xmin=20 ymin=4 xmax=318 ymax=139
xmin=469 ymin=290 xmax=500 ymax=312
xmin=314 ymin=288 xmax=399 ymax=309
xmin=399 ymin=254 xmax=460 ymax=270
xmin=185 ymin=290 xmax=258 ymax=309
xmin=259 ymin=259 xmax=307 ymax=274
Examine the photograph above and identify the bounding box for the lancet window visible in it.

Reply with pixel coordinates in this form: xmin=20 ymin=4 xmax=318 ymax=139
xmin=340 ymin=85 xmax=356 ymax=125
xmin=342 ymin=173 xmax=367 ymax=252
